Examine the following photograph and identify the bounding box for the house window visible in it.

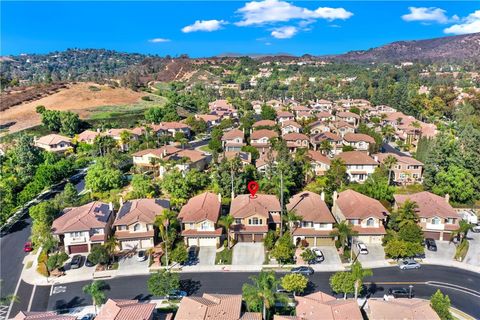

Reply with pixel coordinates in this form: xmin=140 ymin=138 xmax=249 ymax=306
xmin=421 ymin=218 xmax=427 ymax=223
xmin=366 ymin=218 xmax=375 ymax=226
xmin=350 ymin=219 xmax=360 ymax=225
xmin=133 ymin=223 xmax=141 ymax=232
xmin=431 ymin=217 xmax=441 ymax=225
xmin=302 ymin=221 xmax=313 ymax=228
xmin=72 ymin=231 xmax=82 ymax=237
xmin=447 ymin=218 xmax=454 ymax=224
xmin=235 ymin=219 xmax=242 ymax=224
xmin=201 ymin=221 xmax=210 ymax=230
xmin=249 ymin=218 xmax=262 ymax=225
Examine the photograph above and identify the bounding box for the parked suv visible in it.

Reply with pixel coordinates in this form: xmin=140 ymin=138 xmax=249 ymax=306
xmin=388 ymin=287 xmax=414 ymax=298
xmin=425 ymin=238 xmax=437 ymax=251
xmin=311 ymin=248 xmax=325 ymax=263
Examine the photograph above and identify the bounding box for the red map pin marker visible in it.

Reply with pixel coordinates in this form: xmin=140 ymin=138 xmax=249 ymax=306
xmin=248 ymin=181 xmax=259 ymax=198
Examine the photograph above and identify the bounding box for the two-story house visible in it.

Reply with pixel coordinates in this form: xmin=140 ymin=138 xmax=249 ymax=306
xmin=132 ymin=146 xmax=182 ymax=167
xmin=311 ymin=99 xmax=333 ymax=111
xmin=283 ymin=133 xmax=309 ymax=152
xmin=77 ymin=129 xmax=102 ymax=144
xmin=335 ymin=151 xmax=379 ymax=183
xmin=287 ymin=191 xmax=337 ymax=247
xmin=281 ymin=120 xmax=301 ymax=135
xmin=221 ymin=129 xmax=245 ymax=152
xmin=34 ymin=134 xmax=72 ymax=152
xmin=373 ymin=153 xmax=424 ymax=184
xmin=179 ymin=192 xmax=222 ymax=247
xmin=252 ymin=120 xmax=276 ymax=130
xmin=307 ymin=150 xmax=331 ymax=176
xmin=276 ymin=111 xmax=295 ymax=123
xmin=291 ymin=105 xmax=312 ymax=117
xmin=195 ymin=114 xmax=221 ymax=127
xmin=113 ymin=198 xmax=170 ymax=250
xmin=393 ymin=192 xmax=460 ymax=241
xmin=336 ymin=112 xmax=360 ymax=127
xmin=342 ymin=133 xmax=376 ymax=153
xmin=229 ymin=194 xmax=281 ymax=242
xmin=250 ymin=129 xmax=278 ymax=154
xmin=310 ymin=132 xmax=342 ymax=156
xmin=332 ymin=190 xmax=389 ymax=244
xmin=96 ymin=299 xmax=156 ymax=320
xmin=52 ymin=201 xmax=114 ymax=254
xmin=151 ymin=122 xmax=191 ymax=138
xmin=331 ymin=121 xmax=355 ymax=137
xmin=309 ymin=120 xmax=331 ymax=135
xmin=316 ymin=111 xmax=335 ymax=122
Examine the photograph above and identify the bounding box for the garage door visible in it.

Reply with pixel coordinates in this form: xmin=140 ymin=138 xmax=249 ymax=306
xmin=69 ymin=244 xmax=88 ymax=254
xmin=304 ymin=237 xmax=315 ymax=246
xmin=254 ymin=234 xmax=264 ymax=242
xmin=442 ymin=232 xmax=452 ymax=241
xmin=423 ymin=231 xmax=440 ymax=240
xmin=188 ymin=238 xmax=199 ymax=247
xmin=316 ymin=237 xmax=334 ymax=246
xmin=199 ymin=237 xmax=217 ymax=246
xmin=237 ymin=234 xmax=252 ymax=242
xmin=121 ymin=240 xmax=140 ymax=250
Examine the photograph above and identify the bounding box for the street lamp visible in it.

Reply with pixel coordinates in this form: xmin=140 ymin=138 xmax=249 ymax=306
xmin=409 ymin=285 xmax=413 ymax=299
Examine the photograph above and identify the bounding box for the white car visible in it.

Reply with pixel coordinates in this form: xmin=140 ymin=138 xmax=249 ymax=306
xmin=312 ymin=248 xmax=325 ymax=262
xmin=137 ymin=250 xmax=147 ymax=262
xmin=472 ymin=225 xmax=480 ymax=233
xmin=357 ymin=242 xmax=369 ymax=255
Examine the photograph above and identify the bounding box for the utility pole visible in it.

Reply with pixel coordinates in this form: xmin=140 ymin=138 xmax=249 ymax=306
xmin=230 ymin=167 xmax=235 ymax=199
xmin=280 ymin=169 xmax=284 ymax=237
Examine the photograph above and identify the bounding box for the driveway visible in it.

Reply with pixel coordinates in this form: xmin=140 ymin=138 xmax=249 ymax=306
xmin=232 ymin=243 xmax=264 ymax=265
xmin=311 ymin=246 xmax=342 ymax=267
xmin=464 ymin=232 xmax=480 ymax=266
xmin=425 ymin=241 xmax=456 ymax=261
xmin=356 ymin=244 xmax=386 ymax=263
xmin=117 ymin=254 xmax=149 ymax=276
xmin=198 ymin=246 xmax=216 ymax=266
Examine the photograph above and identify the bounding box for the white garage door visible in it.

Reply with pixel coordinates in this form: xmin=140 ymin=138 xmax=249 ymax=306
xmin=357 ymin=235 xmax=383 ymax=244
xmin=199 ymin=237 xmax=217 ymax=246
xmin=122 ymin=240 xmax=140 ymax=250
xmin=188 ymin=238 xmax=199 ymax=247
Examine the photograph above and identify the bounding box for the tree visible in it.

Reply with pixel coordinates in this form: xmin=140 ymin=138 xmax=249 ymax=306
xmin=450 ymin=220 xmax=472 ymax=242
xmin=329 ymin=271 xmax=355 ymax=299
xmin=129 ymin=174 xmax=156 ymax=199
xmin=431 ymin=165 xmax=478 ymax=204
xmin=351 ymin=262 xmax=372 ymax=299
xmin=398 ymin=223 xmax=424 ymax=244
xmin=119 ymin=130 xmax=132 ymax=151
xmin=85 ymin=159 xmax=123 ymax=192
xmin=46 ymin=252 xmax=68 ymax=272
xmin=171 ymin=243 xmax=188 ymax=264
xmin=383 ymin=155 xmax=398 ymax=185
xmin=319 ymin=140 xmax=332 ymax=155
xmin=145 ymin=107 xmax=165 ymax=124
xmin=242 ymin=271 xmax=283 ymax=319
xmin=330 ymin=221 xmax=358 ymax=253
xmin=260 ymin=104 xmax=276 ymax=121
xmin=324 ymin=159 xmax=348 ymax=204
xmin=430 ymin=290 xmax=453 ymax=320
xmin=83 ymin=280 xmax=107 ymax=313
xmin=396 ymin=200 xmax=420 ymax=228
xmin=29 ymin=201 xmax=57 ymax=248
xmin=147 ymin=270 xmax=180 ymax=297
xmin=154 ymin=209 xmax=178 ymax=266
xmin=15 ymin=134 xmax=42 ymax=177
xmin=103 ymin=236 xmax=119 ymax=262
xmin=270 ymin=233 xmax=295 ymax=265
xmin=218 ymin=215 xmax=234 ymax=248
xmin=355 ymin=167 xmax=395 ymax=202
xmin=281 ymin=274 xmax=308 ymax=296
xmin=87 ymin=245 xmax=110 ymax=265
xmin=60 ymin=111 xmax=80 ymax=136
xmin=54 ymin=182 xmax=79 ymax=208
xmin=208 ymin=128 xmax=223 ymax=156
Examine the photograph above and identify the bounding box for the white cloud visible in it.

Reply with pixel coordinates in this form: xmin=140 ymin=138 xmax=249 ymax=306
xmin=271 ymin=26 xmax=298 ymax=39
xmin=182 ymin=20 xmax=227 ymax=33
xmin=148 ymin=38 xmax=171 ymax=43
xmin=444 ymin=10 xmax=480 ymax=35
xmin=235 ymin=0 xmax=352 ymax=26
xmin=402 ymin=7 xmax=449 ymax=24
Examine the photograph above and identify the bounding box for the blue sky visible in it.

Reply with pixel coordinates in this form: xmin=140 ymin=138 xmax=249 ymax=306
xmin=1 ymin=1 xmax=479 ymax=57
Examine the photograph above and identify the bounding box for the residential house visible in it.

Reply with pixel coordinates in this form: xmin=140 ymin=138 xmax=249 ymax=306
xmin=282 ymin=133 xmax=309 ymax=152
xmin=311 ymin=99 xmax=333 ymax=111
xmin=52 ymin=201 xmax=114 ymax=254
xmin=273 ymin=291 xmax=362 ymax=320
xmin=252 ymin=119 xmax=276 ymax=129
xmin=104 ymin=128 xmax=140 ymax=142
xmin=13 ymin=312 xmax=76 ymax=320
xmin=250 ymin=129 xmax=278 ymax=154
xmin=342 ymin=133 xmax=376 ymax=153
xmin=316 ymin=111 xmax=334 ymax=122
xmin=132 ymin=146 xmax=182 ymax=167
xmin=151 ymin=122 xmax=191 ymax=138
xmin=365 ymin=298 xmax=440 ymax=320
xmin=332 ymin=190 xmax=389 ymax=244
xmin=291 ymin=105 xmax=312 ymax=116
xmin=221 ymin=129 xmax=245 ymax=152
xmin=219 ymin=151 xmax=252 ymax=168
xmin=179 ymin=192 xmax=222 ymax=247
xmin=309 ymin=120 xmax=331 ymax=135
xmin=330 ymin=121 xmax=355 ymax=137
xmin=252 ymin=100 xmax=263 ymax=114
xmin=255 ymin=150 xmax=277 ymax=174
xmin=393 ymin=192 xmax=461 ymax=241
xmin=276 ymin=111 xmax=295 ymax=123
xmin=113 ymin=198 xmax=170 ymax=250
xmin=336 ymin=112 xmax=360 ymax=127
xmin=310 ymin=132 xmax=342 ymax=156
xmin=307 ymin=150 xmax=331 ymax=176
xmin=287 ymin=191 xmax=336 ymax=246
xmin=229 ymin=194 xmax=281 ymax=242
xmin=195 ymin=114 xmax=221 ymax=127
xmin=281 ymin=120 xmax=301 ymax=135
xmin=77 ymin=129 xmax=101 ymax=144
xmin=95 ymin=299 xmax=156 ymax=320
xmin=266 ymin=99 xmax=283 ymax=111
xmin=209 ymin=99 xmax=238 ymax=118
xmin=175 ymin=294 xmax=261 ymax=320
xmin=296 ymin=111 xmax=316 ymax=121
xmin=373 ymin=153 xmax=423 ymax=184
xmin=335 ymin=151 xmax=379 ymax=183
xmin=34 ymin=134 xmax=72 ymax=152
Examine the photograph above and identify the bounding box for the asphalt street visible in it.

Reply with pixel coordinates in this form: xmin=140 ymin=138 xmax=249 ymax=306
xmin=41 ymin=266 xmax=480 ymax=318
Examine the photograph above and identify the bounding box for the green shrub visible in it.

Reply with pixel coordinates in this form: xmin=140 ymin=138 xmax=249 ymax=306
xmin=89 ymin=85 xmax=101 ymax=92
xmin=430 ymin=290 xmax=453 ymax=320
xmin=454 ymin=239 xmax=469 ymax=261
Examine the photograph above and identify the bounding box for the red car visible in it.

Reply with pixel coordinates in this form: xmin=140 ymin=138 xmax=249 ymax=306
xmin=23 ymin=242 xmax=33 ymax=252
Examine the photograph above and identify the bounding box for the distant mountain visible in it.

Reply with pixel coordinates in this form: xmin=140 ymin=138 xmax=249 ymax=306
xmin=329 ymin=32 xmax=480 ymax=62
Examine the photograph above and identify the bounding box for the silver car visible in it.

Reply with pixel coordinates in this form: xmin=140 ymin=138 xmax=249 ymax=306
xmin=398 ymin=259 xmax=421 ymax=270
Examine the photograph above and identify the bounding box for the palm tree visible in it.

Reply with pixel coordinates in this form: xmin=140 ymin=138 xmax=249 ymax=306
xmin=351 ymin=261 xmax=373 ymax=299
xmin=104 ymin=236 xmax=119 ymax=263
xmin=383 ymin=155 xmax=398 ymax=185
xmin=450 ymin=220 xmax=472 ymax=243
xmin=154 ymin=209 xmax=177 ymax=267
xmin=242 ymin=271 xmax=285 ymax=320
xmin=83 ymin=280 xmax=107 ymax=314
xmin=319 ymin=140 xmax=332 ymax=156
xmin=284 ymin=210 xmax=303 ymax=236
xmin=218 ymin=214 xmax=234 ymax=249
xmin=330 ymin=221 xmax=358 ymax=253
xmin=119 ymin=130 xmax=132 ymax=152
xmin=396 ymin=200 xmax=419 ymax=227
xmin=381 ymin=125 xmax=395 ymax=143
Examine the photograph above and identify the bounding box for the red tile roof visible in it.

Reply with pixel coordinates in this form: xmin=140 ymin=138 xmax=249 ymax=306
xmin=222 ymin=129 xmax=244 ymax=140
xmin=95 ymin=299 xmax=155 ymax=320
xmin=281 ymin=120 xmax=302 ymax=128
xmin=179 ymin=192 xmax=221 ymax=223
xmin=230 ymin=194 xmax=281 ymax=219
xmin=373 ymin=153 xmax=423 ymax=166
xmin=394 ymin=192 xmax=459 ymax=219
xmin=52 ymin=202 xmax=112 ymax=234
xmin=335 ymin=151 xmax=378 ymax=165
xmin=114 ymin=199 xmax=170 ymax=226
xmin=36 ymin=134 xmax=72 ymax=145
xmin=366 ymin=298 xmax=440 ymax=320
xmin=13 ymin=312 xmax=76 ymax=320
xmin=287 ymin=191 xmax=335 ymax=223
xmin=343 ymin=133 xmax=375 ymax=144
xmin=282 ymin=133 xmax=309 ymax=141
xmin=307 ymin=150 xmax=331 ymax=165
xmin=336 ymin=190 xmax=389 ymax=219
xmin=295 ymin=291 xmax=363 ymax=320
xmin=252 ymin=120 xmax=276 ymax=128
xmin=250 ymin=129 xmax=278 ymax=140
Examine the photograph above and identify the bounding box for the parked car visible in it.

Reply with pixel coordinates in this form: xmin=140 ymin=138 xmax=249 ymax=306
xmin=137 ymin=250 xmax=147 ymax=262
xmin=425 ymin=238 xmax=437 ymax=251
xmin=85 ymin=257 xmax=95 ymax=267
xmin=398 ymin=259 xmax=421 ymax=270
xmin=357 ymin=242 xmax=368 ymax=255
xmin=472 ymin=225 xmax=480 ymax=233
xmin=80 ymin=314 xmax=95 ymax=320
xmin=388 ymin=287 xmax=414 ymax=298
xmin=188 ymin=246 xmax=199 ymax=260
xmin=312 ymin=248 xmax=325 ymax=263
xmin=167 ymin=290 xmax=187 ymax=300
xmin=459 ymin=210 xmax=478 ymax=225
xmin=70 ymin=255 xmax=83 ymax=269
xmin=290 ymin=266 xmax=314 ymax=276
xmin=23 ymin=242 xmax=33 ymax=252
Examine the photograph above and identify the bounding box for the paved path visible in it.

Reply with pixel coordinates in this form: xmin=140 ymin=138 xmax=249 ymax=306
xmin=232 ymin=243 xmax=264 ymax=265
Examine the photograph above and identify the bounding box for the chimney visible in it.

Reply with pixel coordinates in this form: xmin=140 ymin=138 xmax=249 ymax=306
xmin=109 ymin=202 xmax=114 ymax=212
xmin=321 ymin=191 xmax=325 ymax=201
xmin=119 ymin=197 xmax=124 ymax=208
xmin=218 ymin=193 xmax=222 ymax=203
xmin=445 ymin=194 xmax=450 ymax=204
xmin=96 ymin=128 xmax=101 ymax=133
xmin=332 ymin=191 xmax=338 ymax=208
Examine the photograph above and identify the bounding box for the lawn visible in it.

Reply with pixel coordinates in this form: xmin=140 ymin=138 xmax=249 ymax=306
xmin=215 ymin=248 xmax=233 ymax=265
xmin=86 ymin=95 xmax=167 ymax=120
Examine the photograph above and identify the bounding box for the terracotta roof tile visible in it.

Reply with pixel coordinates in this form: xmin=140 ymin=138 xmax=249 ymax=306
xmin=366 ymin=298 xmax=440 ymax=320
xmin=96 ymin=299 xmax=155 ymax=320
xmin=222 ymin=129 xmax=244 ymax=140
xmin=343 ymin=133 xmax=375 ymax=144
xmin=283 ymin=133 xmax=309 ymax=141
xmin=394 ymin=192 xmax=459 ymax=219
xmin=294 ymin=291 xmax=362 ymax=320
xmin=13 ymin=312 xmax=76 ymax=320
xmin=251 ymin=129 xmax=278 ymax=140
xmin=179 ymin=192 xmax=221 ymax=223
xmin=373 ymin=153 xmax=423 ymax=166
xmin=287 ymin=191 xmax=335 ymax=223
xmin=281 ymin=120 xmax=302 ymax=128
xmin=52 ymin=202 xmax=112 ymax=234
xmin=307 ymin=150 xmax=331 ymax=165
xmin=36 ymin=134 xmax=72 ymax=145
xmin=335 ymin=151 xmax=378 ymax=165
xmin=114 ymin=199 xmax=170 ymax=226
xmin=336 ymin=190 xmax=389 ymax=219
xmin=175 ymin=294 xmax=247 ymax=320
xmin=230 ymin=194 xmax=281 ymax=219
xmin=253 ymin=120 xmax=276 ymax=128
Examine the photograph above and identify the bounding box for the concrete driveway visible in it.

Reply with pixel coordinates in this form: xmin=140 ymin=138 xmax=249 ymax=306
xmin=425 ymin=241 xmax=456 ymax=261
xmin=465 ymin=232 xmax=480 ymax=266
xmin=198 ymin=246 xmax=216 ymax=265
xmin=314 ymin=246 xmax=342 ymax=266
xmin=232 ymin=243 xmax=265 ymax=265
xmin=356 ymin=244 xmax=386 ymax=264
xmin=117 ymin=254 xmax=149 ymax=276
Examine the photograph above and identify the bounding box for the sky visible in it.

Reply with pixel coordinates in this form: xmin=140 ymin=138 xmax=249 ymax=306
xmin=1 ymin=1 xmax=480 ymax=57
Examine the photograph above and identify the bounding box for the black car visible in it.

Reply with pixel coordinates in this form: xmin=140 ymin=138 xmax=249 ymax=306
xmin=425 ymin=238 xmax=437 ymax=251
xmin=85 ymin=257 xmax=95 ymax=267
xmin=70 ymin=255 xmax=83 ymax=269
xmin=388 ymin=287 xmax=414 ymax=298
xmin=290 ymin=266 xmax=314 ymax=276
